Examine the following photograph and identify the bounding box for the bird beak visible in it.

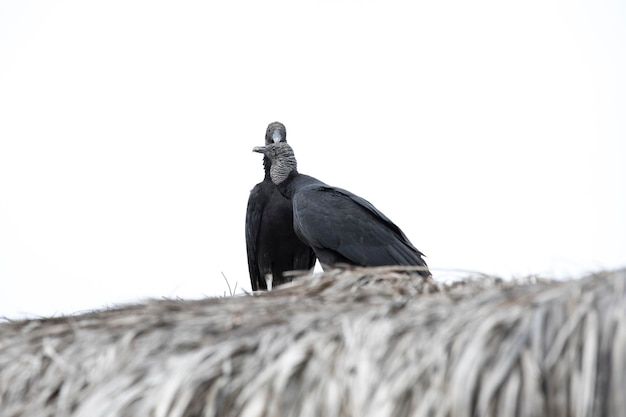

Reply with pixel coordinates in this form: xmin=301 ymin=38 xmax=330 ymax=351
xmin=252 ymin=146 xmax=266 ymax=153
xmin=271 ymin=129 xmax=283 ymax=143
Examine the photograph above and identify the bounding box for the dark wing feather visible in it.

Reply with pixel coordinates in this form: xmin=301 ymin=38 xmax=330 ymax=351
xmin=245 ymin=183 xmax=266 ymax=291
xmin=293 ymin=186 xmax=427 ymax=267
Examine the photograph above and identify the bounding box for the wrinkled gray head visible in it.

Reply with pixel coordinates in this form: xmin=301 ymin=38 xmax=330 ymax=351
xmin=265 ymin=122 xmax=287 ymax=145
xmin=253 ymin=142 xmax=297 ymax=185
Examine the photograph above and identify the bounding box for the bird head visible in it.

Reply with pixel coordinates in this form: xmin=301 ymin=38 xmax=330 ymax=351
xmin=265 ymin=122 xmax=287 ymax=145
xmin=253 ymin=142 xmax=297 ymax=184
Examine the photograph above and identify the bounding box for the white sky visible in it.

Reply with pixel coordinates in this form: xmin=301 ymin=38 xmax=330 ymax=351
xmin=1 ymin=0 xmax=625 ymax=319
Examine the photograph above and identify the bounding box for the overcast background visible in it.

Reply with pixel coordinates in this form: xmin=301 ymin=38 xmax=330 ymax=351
xmin=1 ymin=0 xmax=625 ymax=319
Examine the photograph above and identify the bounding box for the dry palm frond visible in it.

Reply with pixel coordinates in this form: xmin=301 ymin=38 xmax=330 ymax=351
xmin=0 ymin=267 xmax=624 ymax=417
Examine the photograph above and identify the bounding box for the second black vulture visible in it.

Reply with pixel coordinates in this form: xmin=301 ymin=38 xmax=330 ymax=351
xmin=245 ymin=122 xmax=317 ymax=291
xmin=252 ymin=142 xmax=430 ymax=277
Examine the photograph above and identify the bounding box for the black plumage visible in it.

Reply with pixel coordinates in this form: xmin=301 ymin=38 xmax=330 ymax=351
xmin=245 ymin=122 xmax=317 ymax=291
xmin=252 ymin=142 xmax=430 ymax=276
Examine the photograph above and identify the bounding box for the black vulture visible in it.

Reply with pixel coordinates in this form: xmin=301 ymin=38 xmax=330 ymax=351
xmin=245 ymin=122 xmax=317 ymax=291
xmin=252 ymin=142 xmax=430 ymax=276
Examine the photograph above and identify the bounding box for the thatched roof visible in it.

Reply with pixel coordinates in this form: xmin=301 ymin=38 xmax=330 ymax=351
xmin=1 ymin=267 xmax=624 ymax=417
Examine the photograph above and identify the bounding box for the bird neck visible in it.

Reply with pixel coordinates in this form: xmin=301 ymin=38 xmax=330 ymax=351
xmin=269 ymin=157 xmax=297 ymax=186
xmin=263 ymin=156 xmax=272 ymax=179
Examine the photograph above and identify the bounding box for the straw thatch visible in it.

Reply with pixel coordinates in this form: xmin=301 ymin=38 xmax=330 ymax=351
xmin=1 ymin=267 xmax=624 ymax=417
